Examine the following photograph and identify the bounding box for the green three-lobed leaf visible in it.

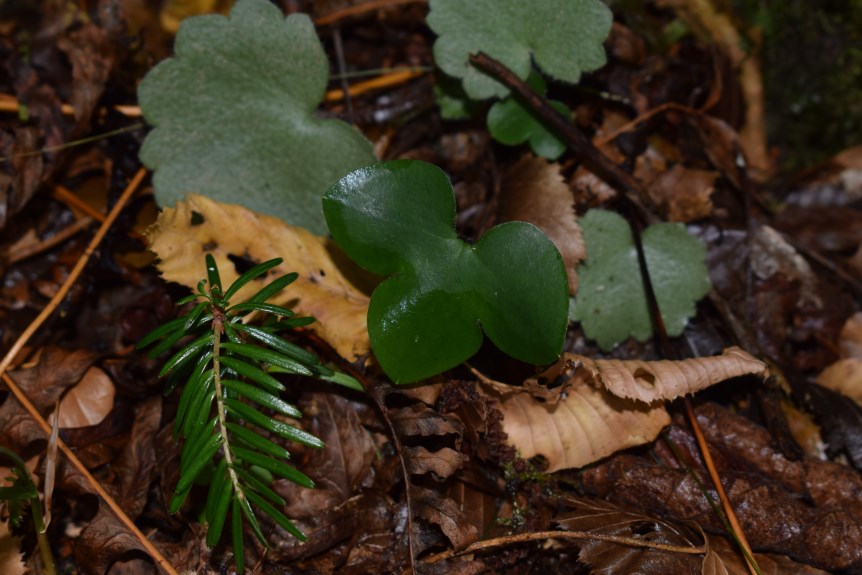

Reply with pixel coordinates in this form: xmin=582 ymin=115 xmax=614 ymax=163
xmin=138 ymin=0 xmax=375 ymax=234
xmin=427 ymin=0 xmax=613 ymax=100
xmin=570 ymin=209 xmax=712 ymax=350
xmin=323 ymin=160 xmax=569 ymax=383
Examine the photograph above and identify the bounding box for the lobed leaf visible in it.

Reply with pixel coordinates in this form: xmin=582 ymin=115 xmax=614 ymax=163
xmin=427 ymin=0 xmax=612 ymax=100
xmin=569 ymin=209 xmax=712 ymax=350
xmin=138 ymin=0 xmax=375 ymax=234
xmin=323 ymin=159 xmax=569 ymax=383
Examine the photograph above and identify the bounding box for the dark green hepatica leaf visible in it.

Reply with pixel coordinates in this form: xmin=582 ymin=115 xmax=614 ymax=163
xmin=487 ymin=72 xmax=570 ymax=160
xmin=570 ymin=209 xmax=711 ymax=350
xmin=138 ymin=0 xmax=375 ymax=235
xmin=323 ymin=160 xmax=569 ymax=383
xmin=427 ymin=0 xmax=613 ymax=100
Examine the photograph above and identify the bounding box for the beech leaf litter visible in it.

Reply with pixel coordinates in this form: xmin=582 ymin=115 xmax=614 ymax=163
xmin=0 ymin=1 xmax=861 ymax=574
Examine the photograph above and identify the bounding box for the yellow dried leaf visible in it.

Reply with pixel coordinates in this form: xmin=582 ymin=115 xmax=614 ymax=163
xmin=481 ymin=378 xmax=669 ymax=472
xmin=147 ymin=194 xmax=371 ymax=360
xmin=818 ymin=359 xmax=862 ymax=407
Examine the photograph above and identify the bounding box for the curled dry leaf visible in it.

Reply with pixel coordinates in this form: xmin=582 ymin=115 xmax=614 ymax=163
xmin=480 ymin=347 xmax=767 ymax=471
xmin=481 ymin=377 xmax=669 ymax=472
xmin=147 ymin=193 xmax=371 ymax=360
xmin=498 ymin=155 xmax=585 ymax=293
xmin=574 ymin=346 xmax=769 ymax=403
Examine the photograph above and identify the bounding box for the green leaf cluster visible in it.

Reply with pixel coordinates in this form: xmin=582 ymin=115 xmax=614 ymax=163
xmin=570 ymin=210 xmax=712 ymax=350
xmin=427 ymin=0 xmax=613 ymax=100
xmin=323 ymin=160 xmax=569 ymax=383
xmin=137 ymin=0 xmax=375 ymax=235
xmin=138 ymin=255 xmax=361 ymax=573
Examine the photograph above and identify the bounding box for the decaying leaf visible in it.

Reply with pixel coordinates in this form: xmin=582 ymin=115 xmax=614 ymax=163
xmin=480 ymin=348 xmax=767 ymax=471
xmin=499 ymin=155 xmax=585 ymax=293
xmin=147 ymin=194 xmax=371 ymax=361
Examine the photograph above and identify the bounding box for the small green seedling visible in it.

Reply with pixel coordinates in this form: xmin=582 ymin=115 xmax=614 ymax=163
xmin=487 ymin=71 xmax=571 ymax=160
xmin=0 ymin=447 xmax=56 ymax=575
xmin=137 ymin=255 xmax=361 ymax=573
xmin=323 ymin=159 xmax=569 ymax=383
xmin=570 ymin=209 xmax=712 ymax=350
xmin=138 ymin=0 xmax=375 ymax=235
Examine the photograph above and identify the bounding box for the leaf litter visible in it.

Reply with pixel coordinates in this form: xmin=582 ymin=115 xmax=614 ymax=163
xmin=0 ymin=1 xmax=861 ymax=573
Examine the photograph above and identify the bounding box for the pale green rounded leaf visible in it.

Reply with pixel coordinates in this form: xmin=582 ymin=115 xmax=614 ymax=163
xmin=323 ymin=160 xmax=569 ymax=383
xmin=570 ymin=210 xmax=711 ymax=350
xmin=427 ymin=0 xmax=613 ymax=100
xmin=138 ymin=0 xmax=375 ymax=234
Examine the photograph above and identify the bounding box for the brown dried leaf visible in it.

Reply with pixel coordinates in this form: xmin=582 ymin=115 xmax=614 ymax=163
xmin=282 ymin=392 xmax=376 ymax=517
xmin=74 ymin=505 xmax=149 ymax=575
xmin=147 ymin=194 xmax=371 ymax=360
xmin=483 ymin=378 xmax=670 ymax=472
xmin=0 ymin=347 xmax=99 ymax=451
xmin=49 ymin=366 xmax=115 ymax=429
xmin=571 ymin=347 xmax=768 ymax=403
xmin=404 ymin=446 xmax=467 ymax=480
xmin=410 ymin=485 xmax=477 ymax=550
xmin=646 ymin=163 xmax=716 ymax=222
xmin=498 ymin=155 xmax=585 ymax=292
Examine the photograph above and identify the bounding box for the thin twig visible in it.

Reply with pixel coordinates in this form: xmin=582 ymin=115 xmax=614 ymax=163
xmin=7 ymin=217 xmax=94 ymax=264
xmin=0 ymin=168 xmax=179 ymax=575
xmin=627 ymin=215 xmax=761 ymax=575
xmin=314 ymin=0 xmax=427 ymax=26
xmin=425 ymin=529 xmax=708 ymax=563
